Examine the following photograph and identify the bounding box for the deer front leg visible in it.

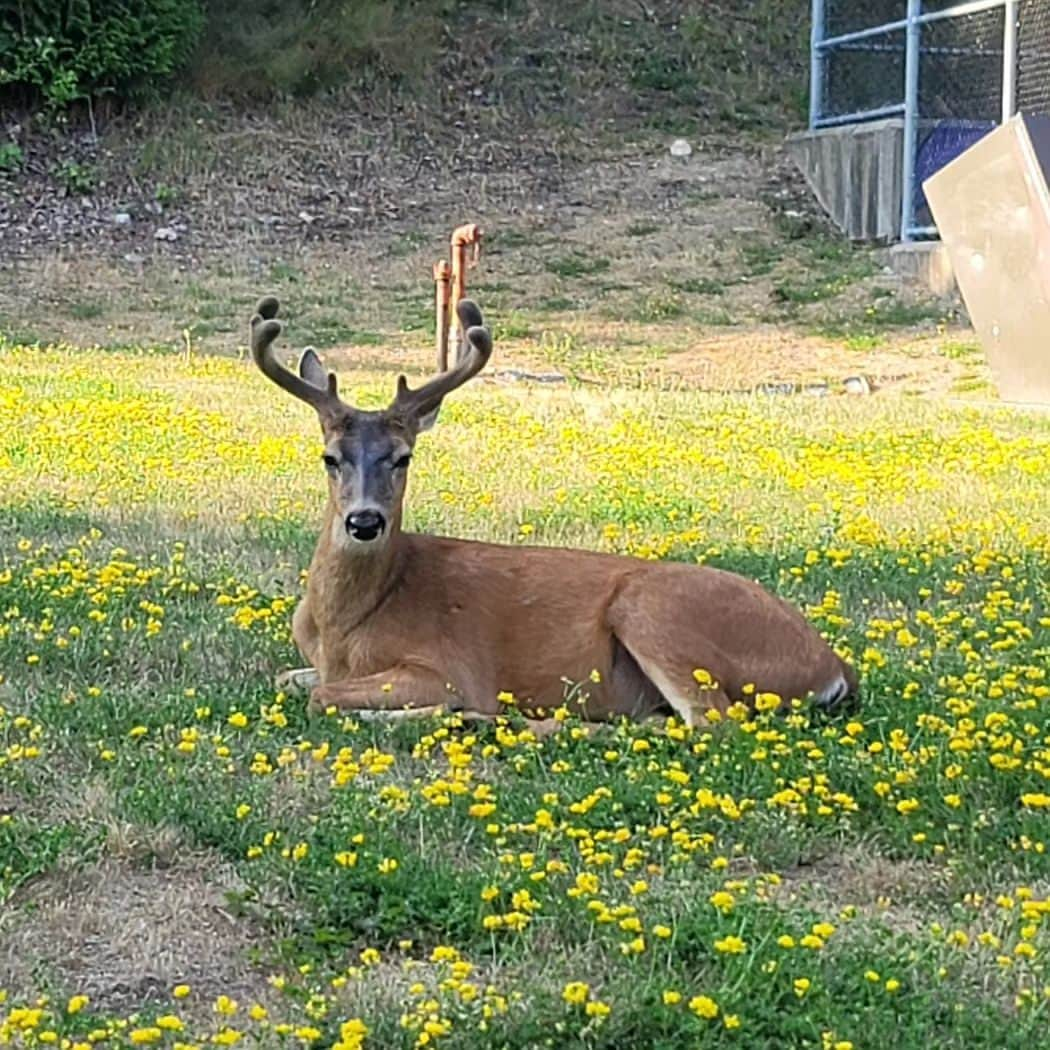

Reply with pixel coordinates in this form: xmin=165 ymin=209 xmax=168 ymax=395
xmin=308 ymin=665 xmax=469 ymax=717
xmin=308 ymin=668 xmax=573 ymax=737
xmin=277 ymin=599 xmax=323 ymax=694
xmin=309 ymin=669 xmax=600 ymax=740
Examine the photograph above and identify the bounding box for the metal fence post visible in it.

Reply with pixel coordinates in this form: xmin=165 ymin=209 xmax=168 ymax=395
xmin=810 ymin=0 xmax=826 ymax=128
xmin=900 ymin=0 xmax=923 ymax=241
xmin=1002 ymin=0 xmax=1019 ymax=122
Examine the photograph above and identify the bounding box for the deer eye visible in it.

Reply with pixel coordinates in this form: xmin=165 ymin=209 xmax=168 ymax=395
xmin=393 ymin=453 xmax=412 ymax=470
xmin=322 ymin=454 xmax=339 ymax=470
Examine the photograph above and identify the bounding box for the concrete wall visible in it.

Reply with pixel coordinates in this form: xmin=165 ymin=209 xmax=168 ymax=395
xmin=786 ymin=119 xmax=905 ymax=243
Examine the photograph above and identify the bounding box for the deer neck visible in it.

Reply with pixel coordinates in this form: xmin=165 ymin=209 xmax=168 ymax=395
xmin=310 ymin=500 xmax=406 ymax=630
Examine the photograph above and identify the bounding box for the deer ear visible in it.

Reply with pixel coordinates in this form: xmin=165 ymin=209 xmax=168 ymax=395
xmin=298 ymin=347 xmax=327 ymax=389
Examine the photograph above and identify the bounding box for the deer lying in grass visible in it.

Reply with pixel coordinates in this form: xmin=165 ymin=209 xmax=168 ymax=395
xmin=251 ymin=296 xmax=857 ymax=729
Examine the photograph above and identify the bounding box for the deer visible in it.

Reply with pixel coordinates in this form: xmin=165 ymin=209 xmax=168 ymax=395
xmin=250 ymin=295 xmax=858 ymax=732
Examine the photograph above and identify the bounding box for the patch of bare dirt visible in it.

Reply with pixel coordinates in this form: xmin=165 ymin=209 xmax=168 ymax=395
xmin=0 ymin=854 xmax=272 ymax=1017
xmin=657 ymin=328 xmax=988 ymax=396
xmin=774 ymin=846 xmax=953 ymax=935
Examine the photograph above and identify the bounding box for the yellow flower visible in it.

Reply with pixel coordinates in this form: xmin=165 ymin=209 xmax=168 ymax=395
xmin=689 ymin=995 xmax=719 ymax=1019
xmin=562 ymin=981 xmax=590 ymax=1005
xmin=713 ymin=935 xmax=747 ymax=954
xmin=709 ymin=890 xmax=735 ymax=913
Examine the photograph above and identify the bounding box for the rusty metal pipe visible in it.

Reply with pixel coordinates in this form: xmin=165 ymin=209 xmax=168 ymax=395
xmin=449 ymin=223 xmax=482 ymax=363
xmin=433 ymin=259 xmax=451 ymax=372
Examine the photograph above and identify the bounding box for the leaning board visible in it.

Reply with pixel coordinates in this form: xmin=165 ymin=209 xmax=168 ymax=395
xmin=924 ymin=112 xmax=1050 ymax=405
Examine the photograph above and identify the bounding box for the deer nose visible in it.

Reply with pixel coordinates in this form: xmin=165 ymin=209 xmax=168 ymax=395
xmin=345 ymin=509 xmax=386 ymax=541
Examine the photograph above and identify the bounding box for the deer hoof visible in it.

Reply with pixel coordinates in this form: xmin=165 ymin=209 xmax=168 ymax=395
xmin=276 ymin=667 xmax=320 ymax=694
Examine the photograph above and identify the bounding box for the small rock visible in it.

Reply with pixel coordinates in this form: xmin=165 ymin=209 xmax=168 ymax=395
xmin=298 ymin=210 xmax=315 ymax=224
xmin=669 ymin=138 xmax=692 ymax=159
xmin=492 ymin=369 xmax=567 ymax=384
xmin=123 ymin=252 xmax=144 ymax=264
xmin=113 ymin=211 xmax=132 ymax=226
xmin=154 ymin=226 xmax=178 ymax=242
xmin=803 ymin=382 xmax=830 ymax=397
xmin=843 ymin=375 xmax=872 ymax=396
xmin=755 ymin=381 xmax=796 ymax=396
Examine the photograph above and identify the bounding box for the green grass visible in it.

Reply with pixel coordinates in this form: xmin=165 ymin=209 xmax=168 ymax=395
xmin=546 ymin=252 xmax=613 ymax=280
xmin=1 ymin=343 xmax=1049 ymax=1046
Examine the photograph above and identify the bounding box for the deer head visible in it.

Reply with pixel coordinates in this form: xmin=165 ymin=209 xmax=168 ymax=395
xmin=250 ymin=296 xmax=492 ymax=550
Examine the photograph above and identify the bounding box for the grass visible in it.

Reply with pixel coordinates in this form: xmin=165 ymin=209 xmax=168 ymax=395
xmin=1 ymin=339 xmax=1049 ymax=1046
xmin=546 ymin=252 xmax=612 ymax=280
xmin=817 ymin=299 xmax=950 ymax=342
xmin=182 ymin=0 xmax=809 ymax=137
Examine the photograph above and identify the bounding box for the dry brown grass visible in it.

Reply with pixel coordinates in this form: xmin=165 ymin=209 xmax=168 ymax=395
xmin=0 ymin=853 xmax=270 ymax=1017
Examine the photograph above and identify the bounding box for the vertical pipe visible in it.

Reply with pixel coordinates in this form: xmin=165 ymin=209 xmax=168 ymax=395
xmin=900 ymin=0 xmax=922 ymax=241
xmin=809 ymin=0 xmax=826 ymax=128
xmin=433 ymin=260 xmax=451 ymax=373
xmin=449 ymin=224 xmax=481 ymax=364
xmin=1002 ymin=0 xmax=1019 ymax=123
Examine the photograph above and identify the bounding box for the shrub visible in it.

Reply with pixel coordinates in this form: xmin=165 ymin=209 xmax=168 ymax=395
xmin=0 ymin=0 xmax=205 ymax=112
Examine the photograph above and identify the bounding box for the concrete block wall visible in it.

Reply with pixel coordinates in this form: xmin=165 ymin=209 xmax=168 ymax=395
xmin=786 ymin=119 xmax=906 ymax=243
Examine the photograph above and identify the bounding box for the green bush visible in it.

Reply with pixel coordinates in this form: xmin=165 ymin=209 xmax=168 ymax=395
xmin=0 ymin=0 xmax=205 ymax=111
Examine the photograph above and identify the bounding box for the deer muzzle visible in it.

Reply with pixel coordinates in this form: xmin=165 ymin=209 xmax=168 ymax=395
xmin=345 ymin=509 xmax=386 ymax=543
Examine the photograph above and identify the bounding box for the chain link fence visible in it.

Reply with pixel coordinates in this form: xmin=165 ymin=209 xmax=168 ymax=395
xmin=1018 ymin=0 xmax=1050 ymax=112
xmin=811 ymin=0 xmax=1050 ymax=238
